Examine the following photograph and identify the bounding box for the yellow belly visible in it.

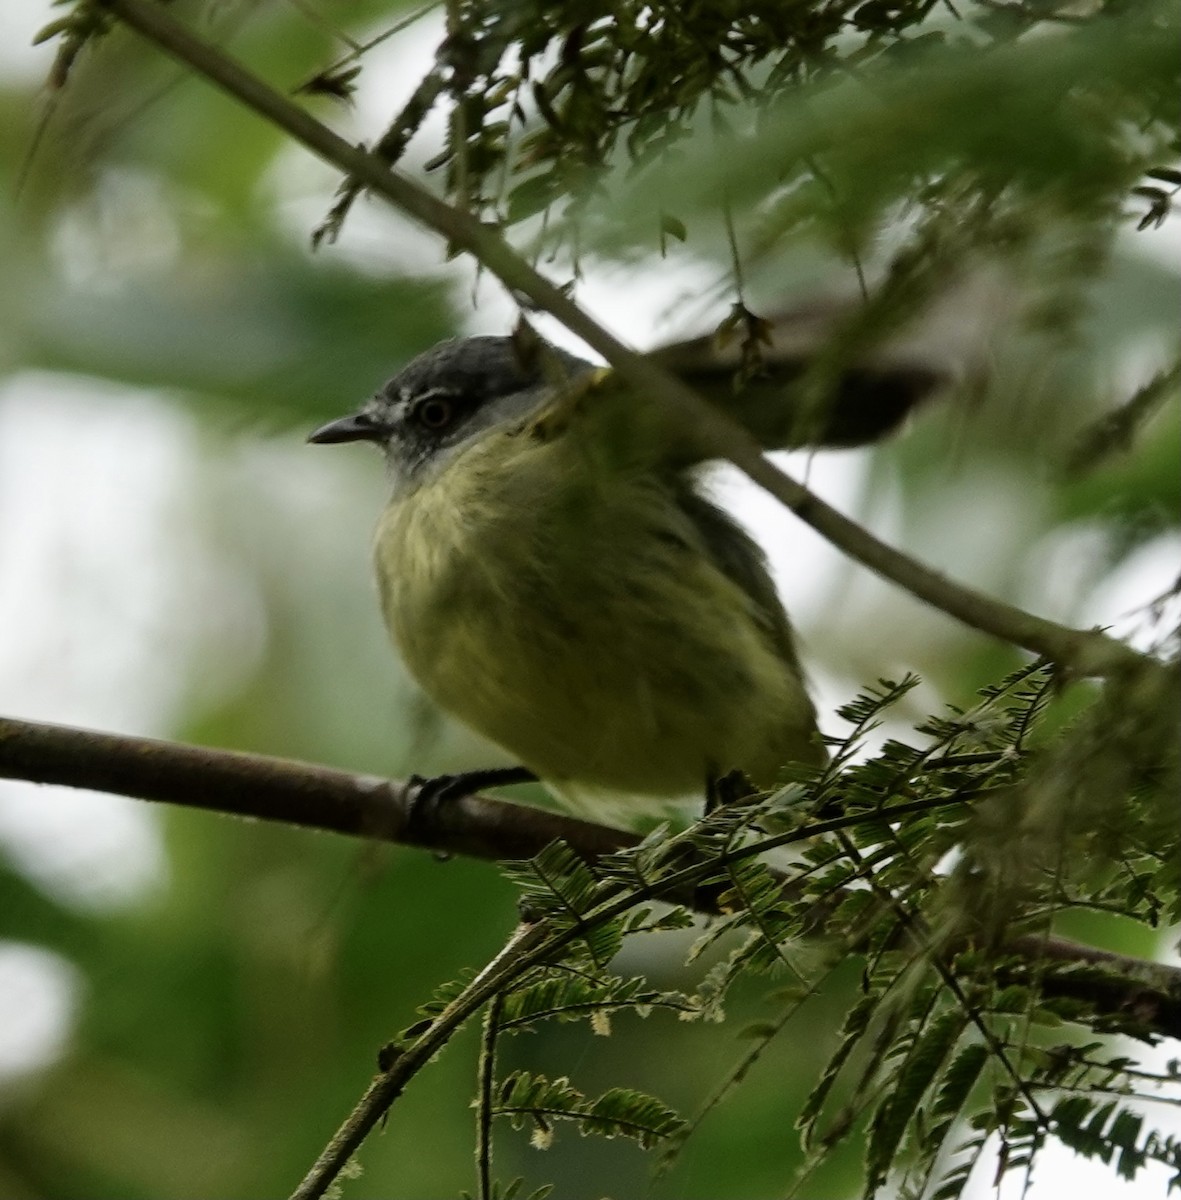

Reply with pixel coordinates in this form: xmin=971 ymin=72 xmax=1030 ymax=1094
xmin=374 ymin=431 xmax=822 ymax=804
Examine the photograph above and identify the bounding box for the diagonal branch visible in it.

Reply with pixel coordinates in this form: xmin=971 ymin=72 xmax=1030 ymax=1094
xmin=290 ymin=919 xmax=551 ymax=1200
xmin=90 ymin=0 xmax=1149 ymax=681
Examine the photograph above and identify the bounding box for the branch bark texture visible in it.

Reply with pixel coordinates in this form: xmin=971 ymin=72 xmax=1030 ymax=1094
xmin=0 ymin=715 xmax=632 ymax=863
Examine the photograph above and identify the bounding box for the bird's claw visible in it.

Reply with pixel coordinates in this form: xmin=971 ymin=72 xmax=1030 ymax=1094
xmin=405 ymin=766 xmax=539 ymax=831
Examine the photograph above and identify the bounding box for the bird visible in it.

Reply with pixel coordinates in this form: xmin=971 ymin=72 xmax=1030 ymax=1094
xmin=308 ymin=311 xmax=947 ymax=825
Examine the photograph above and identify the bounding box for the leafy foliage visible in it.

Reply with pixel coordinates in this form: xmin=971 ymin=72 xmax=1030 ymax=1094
xmin=491 ymin=1070 xmax=684 ymax=1150
xmin=289 ymin=0 xmax=1181 ymax=388
xmin=389 ymin=665 xmax=1180 ymax=1198
xmin=497 ymin=970 xmax=694 ymax=1033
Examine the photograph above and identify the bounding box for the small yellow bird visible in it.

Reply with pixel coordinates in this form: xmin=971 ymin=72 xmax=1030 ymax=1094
xmin=310 ymin=316 xmax=943 ymax=823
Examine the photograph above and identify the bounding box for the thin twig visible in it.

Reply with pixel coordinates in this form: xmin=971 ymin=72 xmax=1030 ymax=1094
xmin=308 ymin=0 xmax=440 ymax=82
xmin=290 ymin=920 xmax=549 ymax=1200
xmin=475 ymin=991 xmax=503 ymax=1200
xmin=1063 ymin=359 xmax=1181 ymax=478
xmin=91 ymin=0 xmax=1151 ymax=682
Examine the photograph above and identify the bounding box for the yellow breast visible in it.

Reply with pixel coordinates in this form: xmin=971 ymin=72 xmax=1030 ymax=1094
xmin=374 ymin=430 xmax=822 ymax=805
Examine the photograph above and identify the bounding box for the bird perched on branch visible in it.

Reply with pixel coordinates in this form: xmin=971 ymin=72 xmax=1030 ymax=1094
xmin=309 ymin=308 xmax=949 ymax=824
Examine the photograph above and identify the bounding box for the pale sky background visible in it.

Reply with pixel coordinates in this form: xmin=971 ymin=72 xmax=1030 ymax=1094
xmin=0 ymin=3 xmax=1178 ymax=1195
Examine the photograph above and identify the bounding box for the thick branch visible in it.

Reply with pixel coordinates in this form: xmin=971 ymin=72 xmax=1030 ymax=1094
xmin=92 ymin=0 xmax=1147 ymax=680
xmin=2 ymin=714 xmax=1179 ymax=1044
xmin=0 ymin=715 xmax=632 ymax=863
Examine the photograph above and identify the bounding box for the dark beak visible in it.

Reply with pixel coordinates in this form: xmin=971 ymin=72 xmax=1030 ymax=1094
xmin=307 ymin=412 xmax=384 ymax=445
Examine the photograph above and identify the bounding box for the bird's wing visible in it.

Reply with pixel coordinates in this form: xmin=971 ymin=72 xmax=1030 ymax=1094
xmin=670 ymin=480 xmax=803 ymax=671
xmin=650 ymin=302 xmax=952 ymax=452
xmin=520 ymin=290 xmax=972 ymax=475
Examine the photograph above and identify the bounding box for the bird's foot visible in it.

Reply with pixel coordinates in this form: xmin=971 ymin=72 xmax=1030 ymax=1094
xmin=406 ymin=765 xmax=538 ymax=821
xmin=704 ymin=768 xmax=757 ymax=815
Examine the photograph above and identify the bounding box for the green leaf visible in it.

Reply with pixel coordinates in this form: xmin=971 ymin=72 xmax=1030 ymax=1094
xmin=493 ymin=1071 xmax=684 ymax=1149
xmin=506 ymin=174 xmax=559 ymax=224
xmin=499 ymin=972 xmax=691 ymax=1032
xmin=865 ymin=1010 xmax=967 ymax=1191
xmin=660 ymin=212 xmax=687 ymax=241
xmin=798 ymin=995 xmax=877 ymax=1147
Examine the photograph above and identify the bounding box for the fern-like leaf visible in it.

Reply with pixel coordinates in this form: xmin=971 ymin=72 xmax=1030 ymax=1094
xmin=499 ymin=972 xmax=693 ymax=1032
xmin=493 ymin=1071 xmax=684 ymax=1149
xmin=865 ymin=1009 xmax=967 ymax=1193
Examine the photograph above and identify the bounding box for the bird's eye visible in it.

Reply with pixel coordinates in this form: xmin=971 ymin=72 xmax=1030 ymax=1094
xmin=414 ymin=396 xmax=456 ymax=431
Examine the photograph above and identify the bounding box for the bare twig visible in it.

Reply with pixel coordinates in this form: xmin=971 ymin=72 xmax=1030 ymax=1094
xmin=90 ymin=0 xmax=1150 ymax=681
xmin=1064 ymin=359 xmax=1181 ymax=477
xmin=0 ymin=715 xmax=968 ymax=899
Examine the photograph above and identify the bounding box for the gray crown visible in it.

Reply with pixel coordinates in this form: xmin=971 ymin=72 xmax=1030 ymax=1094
xmin=309 ymin=335 xmax=593 ymax=491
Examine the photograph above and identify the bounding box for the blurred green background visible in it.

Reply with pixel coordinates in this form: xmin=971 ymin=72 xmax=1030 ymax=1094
xmin=1 ymin=2 xmax=1178 ymax=1197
